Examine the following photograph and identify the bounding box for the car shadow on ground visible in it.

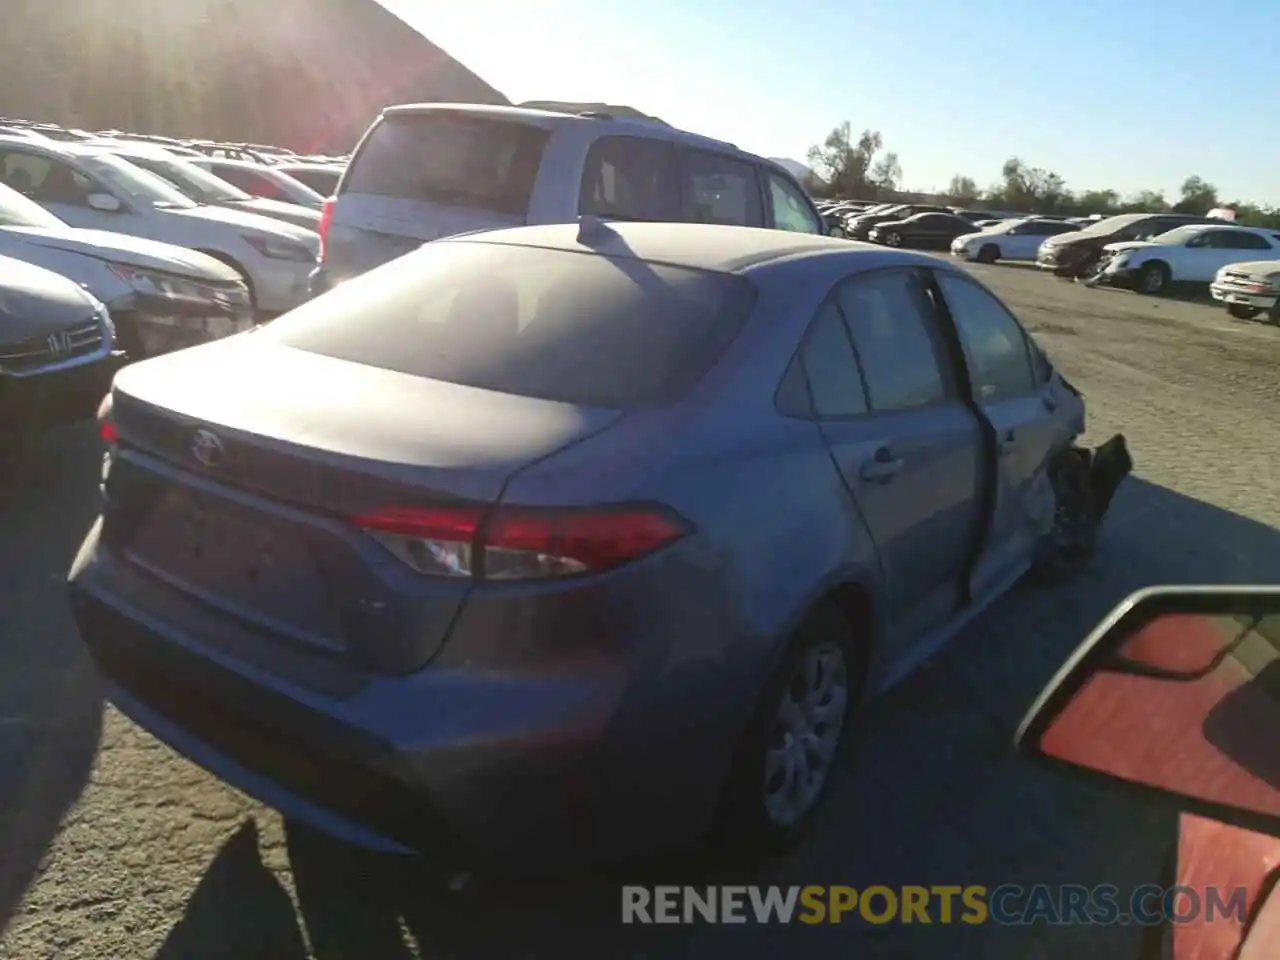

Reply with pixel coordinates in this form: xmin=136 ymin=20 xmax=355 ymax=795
xmin=0 ymin=426 xmax=105 ymax=931
xmin=55 ymin=474 xmax=1280 ymax=958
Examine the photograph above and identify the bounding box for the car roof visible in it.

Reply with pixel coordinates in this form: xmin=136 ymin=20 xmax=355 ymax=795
xmin=445 ymin=220 xmax=939 ymax=274
xmin=379 ymin=102 xmax=752 ymax=163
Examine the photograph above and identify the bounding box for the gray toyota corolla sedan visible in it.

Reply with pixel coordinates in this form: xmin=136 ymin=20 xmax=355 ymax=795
xmin=69 ymin=220 xmax=1127 ymax=871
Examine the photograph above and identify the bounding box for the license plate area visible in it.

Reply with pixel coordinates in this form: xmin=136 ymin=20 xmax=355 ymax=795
xmin=123 ymin=487 xmax=343 ymax=648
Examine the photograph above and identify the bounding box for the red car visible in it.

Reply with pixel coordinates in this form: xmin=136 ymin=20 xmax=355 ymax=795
xmin=1017 ymin=586 xmax=1280 ymax=959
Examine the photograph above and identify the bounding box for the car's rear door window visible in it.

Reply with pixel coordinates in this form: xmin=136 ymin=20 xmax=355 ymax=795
xmin=578 ymin=135 xmax=681 ymax=221
xmin=261 ymin=240 xmax=756 ymax=409
xmin=766 ymin=172 xmax=823 ymax=234
xmin=681 ymin=150 xmax=763 ymax=226
xmin=344 ymin=113 xmax=551 ymax=217
xmin=836 ymin=269 xmax=954 ymax=412
xmin=933 ymin=272 xmax=1036 ymax=402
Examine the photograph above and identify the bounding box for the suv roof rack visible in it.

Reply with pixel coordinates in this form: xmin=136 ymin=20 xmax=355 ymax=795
xmin=578 ymin=111 xmax=613 ymax=120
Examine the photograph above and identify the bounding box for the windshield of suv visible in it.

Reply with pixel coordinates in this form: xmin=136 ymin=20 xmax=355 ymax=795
xmin=1073 ymin=214 xmax=1149 ymax=238
xmin=0 ymin=180 xmax=65 ymax=228
xmin=1147 ymin=225 xmax=1205 ymax=246
xmin=79 ymin=153 xmax=196 ymax=208
xmin=344 ymin=113 xmax=551 ymax=216
xmin=121 ymin=153 xmax=252 ymax=203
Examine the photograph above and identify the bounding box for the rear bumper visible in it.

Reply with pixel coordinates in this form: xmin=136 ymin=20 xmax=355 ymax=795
xmin=1 ymin=350 xmax=123 ymax=434
xmin=68 ymin=522 xmax=745 ymax=869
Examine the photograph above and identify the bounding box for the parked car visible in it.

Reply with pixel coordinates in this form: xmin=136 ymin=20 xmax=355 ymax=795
xmin=845 ymin=204 xmax=952 ymax=241
xmin=952 ymin=217 xmax=1081 ymax=264
xmin=0 ymin=136 xmax=320 ymax=314
xmin=1092 ymin=224 xmax=1280 ymax=296
xmin=0 ymin=255 xmax=122 ymax=438
xmin=868 ymin=211 xmax=977 ymax=249
xmin=274 ymin=163 xmax=343 ymax=198
xmin=70 ymin=221 xmax=1128 ymax=872
xmin=95 ymin=145 xmax=322 ymax=232
xmin=0 ymin=181 xmax=252 ymax=358
xmin=311 ymin=103 xmax=832 ymax=295
xmin=1036 ymin=213 xmax=1222 ymax=279
xmin=1017 ymin=585 xmax=1280 ymax=960
xmin=1210 ymin=260 xmax=1280 ymax=322
xmin=189 ymin=158 xmax=327 ymax=210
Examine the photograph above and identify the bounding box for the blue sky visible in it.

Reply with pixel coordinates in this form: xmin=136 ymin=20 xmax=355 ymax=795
xmin=377 ymin=0 xmax=1276 ymax=206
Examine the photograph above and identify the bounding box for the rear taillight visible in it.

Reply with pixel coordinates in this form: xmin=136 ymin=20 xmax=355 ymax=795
xmin=97 ymin=392 xmax=117 ymax=445
xmin=318 ymin=196 xmax=334 ymax=260
xmin=351 ymin=504 xmax=689 ymax=581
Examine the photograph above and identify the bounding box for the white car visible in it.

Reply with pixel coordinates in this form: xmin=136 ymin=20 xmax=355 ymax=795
xmin=1094 ymin=223 xmax=1280 ymax=295
xmin=1210 ymin=260 xmax=1280 ymax=322
xmin=0 ymin=181 xmax=253 ymax=358
xmin=87 ymin=143 xmax=323 ymax=233
xmin=951 ymin=217 xmax=1080 ymax=263
xmin=0 ymin=136 xmax=320 ymax=314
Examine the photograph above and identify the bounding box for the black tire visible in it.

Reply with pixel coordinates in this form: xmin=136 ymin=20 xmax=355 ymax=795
xmin=715 ymin=602 xmax=867 ymax=855
xmin=976 ymin=244 xmax=1000 ymax=264
xmin=1136 ymin=261 xmax=1171 ymax=295
xmin=885 ymin=232 xmax=902 ymax=247
xmin=1227 ymin=303 xmax=1261 ymax=320
xmin=1266 ymin=302 xmax=1280 ymax=325
xmin=1072 ymin=252 xmax=1101 ymax=280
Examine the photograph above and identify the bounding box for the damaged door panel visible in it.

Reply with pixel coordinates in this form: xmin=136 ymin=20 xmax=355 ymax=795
xmin=929 ymin=271 xmax=1093 ymax=602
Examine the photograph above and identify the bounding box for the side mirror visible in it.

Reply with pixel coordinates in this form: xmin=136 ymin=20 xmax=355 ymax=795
xmin=87 ymin=193 xmax=121 ymax=213
xmin=1017 ymin=586 xmax=1280 ymax=837
xmin=828 ymin=224 xmax=846 ymax=239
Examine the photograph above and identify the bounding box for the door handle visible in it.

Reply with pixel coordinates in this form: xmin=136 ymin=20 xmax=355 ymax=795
xmin=1042 ymin=394 xmax=1058 ymax=412
xmin=859 ymin=453 xmax=905 ymax=482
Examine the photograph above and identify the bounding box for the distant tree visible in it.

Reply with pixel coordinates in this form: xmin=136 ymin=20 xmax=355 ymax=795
xmin=946 ymin=174 xmax=980 ymax=205
xmin=992 ymin=157 xmax=1068 ymax=212
xmin=870 ymin=151 xmax=902 ymax=192
xmin=1127 ymin=190 xmax=1170 ymax=213
xmin=1173 ymin=175 xmax=1219 ymax=215
xmin=1076 ymin=189 xmax=1119 ymax=214
xmin=806 ymin=122 xmax=890 ymax=197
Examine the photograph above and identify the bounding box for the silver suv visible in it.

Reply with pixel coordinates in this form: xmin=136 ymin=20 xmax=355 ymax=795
xmin=310 ymin=104 xmax=831 ymax=295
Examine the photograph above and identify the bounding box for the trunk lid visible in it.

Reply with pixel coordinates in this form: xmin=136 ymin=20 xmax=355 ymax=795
xmin=104 ymin=335 xmax=622 ymax=673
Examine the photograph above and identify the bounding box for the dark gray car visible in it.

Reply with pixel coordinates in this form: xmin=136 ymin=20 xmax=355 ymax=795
xmin=0 ymin=255 xmax=122 ymax=437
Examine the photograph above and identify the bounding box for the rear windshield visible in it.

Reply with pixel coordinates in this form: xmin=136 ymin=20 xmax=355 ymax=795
xmin=343 ymin=114 xmax=551 ymax=217
xmin=262 ymin=240 xmax=756 ymax=408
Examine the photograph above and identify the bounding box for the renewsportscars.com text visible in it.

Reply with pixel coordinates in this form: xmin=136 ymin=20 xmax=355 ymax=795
xmin=621 ymin=884 xmax=1247 ymax=926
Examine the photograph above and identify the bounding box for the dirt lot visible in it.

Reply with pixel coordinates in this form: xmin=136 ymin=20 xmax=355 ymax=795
xmin=2 ymin=263 xmax=1279 ymax=959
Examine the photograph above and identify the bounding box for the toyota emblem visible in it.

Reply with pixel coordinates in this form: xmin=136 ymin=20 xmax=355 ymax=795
xmin=190 ymin=428 xmax=225 ymax=468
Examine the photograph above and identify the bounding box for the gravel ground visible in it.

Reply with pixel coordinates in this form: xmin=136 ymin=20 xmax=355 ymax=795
xmin=2 ymin=263 xmax=1278 ymax=959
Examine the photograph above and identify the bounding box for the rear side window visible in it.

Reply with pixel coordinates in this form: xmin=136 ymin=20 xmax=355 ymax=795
xmin=766 ymin=173 xmax=822 ymax=234
xmin=344 ymin=114 xmax=551 ymax=217
xmin=579 ymin=135 xmax=680 ymax=221
xmin=798 ymin=302 xmax=868 ymax=417
xmin=836 ymin=269 xmax=953 ymax=412
xmin=262 ymin=241 xmax=756 ymax=409
xmin=682 ymin=151 xmax=762 ymax=226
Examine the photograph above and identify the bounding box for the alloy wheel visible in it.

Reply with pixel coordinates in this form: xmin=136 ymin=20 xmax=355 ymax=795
xmin=763 ymin=642 xmax=848 ymax=827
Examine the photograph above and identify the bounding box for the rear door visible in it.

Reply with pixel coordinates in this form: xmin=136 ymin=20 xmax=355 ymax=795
xmin=930 ymin=270 xmax=1069 ymax=601
xmin=804 ymin=268 xmax=985 ymax=651
xmin=678 ymin=149 xmax=765 ymax=226
xmin=326 ymin=112 xmax=554 ymax=281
